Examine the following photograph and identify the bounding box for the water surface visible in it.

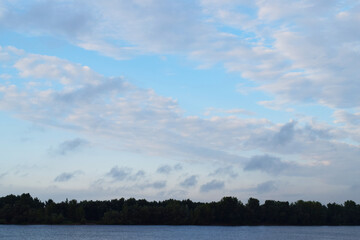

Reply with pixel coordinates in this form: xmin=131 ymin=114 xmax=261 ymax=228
xmin=0 ymin=225 xmax=359 ymax=240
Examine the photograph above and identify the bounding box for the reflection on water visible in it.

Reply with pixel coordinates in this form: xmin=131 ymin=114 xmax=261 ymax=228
xmin=0 ymin=225 xmax=359 ymax=240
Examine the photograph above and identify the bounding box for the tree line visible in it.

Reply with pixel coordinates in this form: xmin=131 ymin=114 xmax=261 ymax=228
xmin=0 ymin=193 xmax=359 ymax=225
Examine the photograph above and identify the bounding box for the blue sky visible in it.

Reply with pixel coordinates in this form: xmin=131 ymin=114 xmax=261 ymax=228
xmin=1 ymin=0 xmax=360 ymax=203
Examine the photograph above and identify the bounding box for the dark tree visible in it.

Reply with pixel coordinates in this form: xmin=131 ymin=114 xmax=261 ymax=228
xmin=0 ymin=193 xmax=359 ymax=226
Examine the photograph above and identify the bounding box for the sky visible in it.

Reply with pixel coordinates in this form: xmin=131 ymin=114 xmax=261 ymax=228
xmin=0 ymin=0 xmax=360 ymax=204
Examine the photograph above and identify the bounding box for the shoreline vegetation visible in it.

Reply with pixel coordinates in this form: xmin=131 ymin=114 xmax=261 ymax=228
xmin=0 ymin=193 xmax=359 ymax=225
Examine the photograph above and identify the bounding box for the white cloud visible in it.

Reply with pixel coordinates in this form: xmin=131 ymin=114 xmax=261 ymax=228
xmin=334 ymin=110 xmax=360 ymax=126
xmin=2 ymin=1 xmax=360 ymax=108
xmin=0 ymin=74 xmax=11 ymax=80
xmin=0 ymin=47 xmax=262 ymax=163
xmin=204 ymin=107 xmax=255 ymax=116
xmin=333 ymin=110 xmax=360 ymax=142
xmin=13 ymin=54 xmax=103 ymax=85
xmin=1 ymin=46 xmax=360 ymax=199
xmin=1 ymin=1 xmax=360 ymax=202
xmin=1 ymin=0 xmax=95 ymax=38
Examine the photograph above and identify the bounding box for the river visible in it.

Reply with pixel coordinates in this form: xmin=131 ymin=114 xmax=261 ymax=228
xmin=1 ymin=225 xmax=359 ymax=239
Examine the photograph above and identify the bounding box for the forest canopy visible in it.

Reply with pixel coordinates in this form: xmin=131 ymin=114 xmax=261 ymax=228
xmin=0 ymin=193 xmax=359 ymax=225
